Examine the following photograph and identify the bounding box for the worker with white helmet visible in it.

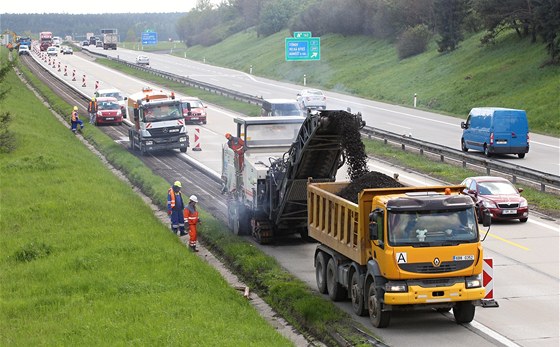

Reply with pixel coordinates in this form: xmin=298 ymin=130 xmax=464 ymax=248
xmin=183 ymin=194 xmax=201 ymax=252
xmin=167 ymin=181 xmax=186 ymax=236
xmin=70 ymin=105 xmax=84 ymax=133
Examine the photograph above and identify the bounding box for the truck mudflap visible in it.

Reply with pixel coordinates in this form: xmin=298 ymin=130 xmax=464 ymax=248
xmin=383 ymin=282 xmax=485 ymax=308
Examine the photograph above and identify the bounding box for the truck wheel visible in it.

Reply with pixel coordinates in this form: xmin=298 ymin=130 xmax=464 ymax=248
xmin=518 ymin=153 xmax=525 ymax=159
xmin=315 ymin=252 xmax=328 ymax=294
xmin=180 ymin=147 xmax=187 ymax=153
xmin=351 ymin=271 xmax=367 ymax=316
xmin=453 ymin=301 xmax=475 ymax=324
xmin=326 ymin=258 xmax=346 ymax=301
xmin=461 ymin=139 xmax=468 ymax=152
xmin=367 ymin=279 xmax=390 ymax=328
xmin=228 ymin=202 xmax=249 ymax=236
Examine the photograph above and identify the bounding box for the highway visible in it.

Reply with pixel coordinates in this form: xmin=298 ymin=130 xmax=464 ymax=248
xmin=28 ymin=47 xmax=560 ymax=347
xmin=90 ymin=46 xmax=559 ymax=178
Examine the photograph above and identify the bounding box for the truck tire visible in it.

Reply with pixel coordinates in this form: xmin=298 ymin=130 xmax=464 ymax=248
xmin=351 ymin=271 xmax=367 ymax=316
xmin=180 ymin=147 xmax=187 ymax=153
xmin=453 ymin=301 xmax=475 ymax=324
xmin=367 ymin=279 xmax=390 ymax=328
xmin=484 ymin=144 xmax=492 ymax=157
xmin=461 ymin=139 xmax=468 ymax=152
xmin=315 ymin=252 xmax=328 ymax=294
xmin=326 ymin=258 xmax=346 ymax=301
xmin=228 ymin=202 xmax=249 ymax=236
xmin=518 ymin=153 xmax=525 ymax=159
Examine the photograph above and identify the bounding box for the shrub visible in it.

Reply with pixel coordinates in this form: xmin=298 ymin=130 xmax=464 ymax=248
xmin=396 ymin=25 xmax=432 ymax=59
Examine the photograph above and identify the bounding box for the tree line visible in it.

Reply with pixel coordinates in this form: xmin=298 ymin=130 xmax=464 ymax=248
xmin=176 ymin=0 xmax=559 ymax=63
xmin=1 ymin=13 xmax=184 ymax=42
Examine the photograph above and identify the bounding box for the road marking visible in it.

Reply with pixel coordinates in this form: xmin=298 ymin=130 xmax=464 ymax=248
xmin=469 ymin=320 xmax=521 ymax=347
xmin=486 ymin=233 xmax=530 ymax=251
xmin=527 ymin=217 xmax=560 ymax=232
xmin=387 ymin=122 xmax=412 ymax=130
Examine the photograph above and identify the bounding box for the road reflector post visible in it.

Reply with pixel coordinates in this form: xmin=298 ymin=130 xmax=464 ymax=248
xmin=72 ymin=69 xmax=76 ymax=81
xmin=82 ymin=74 xmax=86 ymax=88
xmin=192 ymin=127 xmax=202 ymax=151
xmin=482 ymin=258 xmax=499 ymax=308
xmin=64 ymin=65 xmax=67 ymax=76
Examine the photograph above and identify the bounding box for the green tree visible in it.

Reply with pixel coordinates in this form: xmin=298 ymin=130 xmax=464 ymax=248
xmin=434 ymin=0 xmax=468 ymax=52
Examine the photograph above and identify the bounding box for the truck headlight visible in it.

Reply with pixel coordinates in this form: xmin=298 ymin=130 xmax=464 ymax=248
xmin=145 ymin=141 xmax=153 ymax=146
xmin=385 ymin=281 xmax=408 ymax=292
xmin=179 ymin=137 xmax=187 ymax=142
xmin=465 ymin=275 xmax=482 ymax=288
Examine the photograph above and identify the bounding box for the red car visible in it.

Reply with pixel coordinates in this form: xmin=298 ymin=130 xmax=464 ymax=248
xmin=460 ymin=176 xmax=529 ymax=223
xmin=95 ymin=97 xmax=123 ymax=125
xmin=181 ymin=98 xmax=207 ymax=124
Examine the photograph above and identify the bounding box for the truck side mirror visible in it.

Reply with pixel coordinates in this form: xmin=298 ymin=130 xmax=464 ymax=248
xmin=461 ymin=121 xmax=467 ymax=129
xmin=369 ymin=222 xmax=378 ymax=240
xmin=482 ymin=211 xmax=492 ymax=227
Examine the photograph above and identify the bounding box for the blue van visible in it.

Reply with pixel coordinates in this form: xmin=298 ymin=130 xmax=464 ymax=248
xmin=461 ymin=107 xmax=529 ymax=158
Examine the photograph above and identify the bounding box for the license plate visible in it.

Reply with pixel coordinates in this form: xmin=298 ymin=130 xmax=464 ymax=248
xmin=106 ymin=117 xmax=114 ymax=120
xmin=502 ymin=209 xmax=517 ymax=215
xmin=496 ymin=140 xmax=507 ymax=144
xmin=190 ymin=117 xmax=199 ymax=120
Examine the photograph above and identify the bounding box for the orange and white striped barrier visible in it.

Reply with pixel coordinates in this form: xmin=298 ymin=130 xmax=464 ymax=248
xmin=57 ymin=62 xmax=61 ymax=72
xmin=481 ymin=258 xmax=499 ymax=307
xmin=95 ymin=80 xmax=99 ymax=91
xmin=82 ymin=74 xmax=86 ymax=87
xmin=64 ymin=65 xmax=67 ymax=76
xmin=192 ymin=127 xmax=202 ymax=151
xmin=72 ymin=69 xmax=76 ymax=81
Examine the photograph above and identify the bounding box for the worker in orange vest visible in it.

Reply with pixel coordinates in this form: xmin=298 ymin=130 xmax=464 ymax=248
xmin=167 ymin=181 xmax=186 ymax=236
xmin=70 ymin=106 xmax=84 ymax=133
xmin=88 ymin=97 xmax=98 ymax=125
xmin=225 ymin=133 xmax=245 ymax=171
xmin=183 ymin=195 xmax=201 ymax=252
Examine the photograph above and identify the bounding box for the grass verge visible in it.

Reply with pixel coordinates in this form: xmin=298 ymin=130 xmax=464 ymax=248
xmin=3 ymin=49 xmax=378 ymax=345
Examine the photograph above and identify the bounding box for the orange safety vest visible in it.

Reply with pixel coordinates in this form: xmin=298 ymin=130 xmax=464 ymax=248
xmin=183 ymin=204 xmax=199 ymax=225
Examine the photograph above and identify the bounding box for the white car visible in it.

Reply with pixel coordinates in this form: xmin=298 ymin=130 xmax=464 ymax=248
xmin=18 ymin=45 xmax=30 ymax=56
xmin=46 ymin=46 xmax=58 ymax=56
xmin=95 ymin=88 xmax=127 ymax=117
xmin=136 ymin=55 xmax=149 ymax=65
xmin=296 ymin=89 xmax=327 ymax=110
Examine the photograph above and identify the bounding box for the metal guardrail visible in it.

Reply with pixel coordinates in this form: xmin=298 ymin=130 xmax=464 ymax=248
xmin=84 ymin=48 xmax=560 ymax=192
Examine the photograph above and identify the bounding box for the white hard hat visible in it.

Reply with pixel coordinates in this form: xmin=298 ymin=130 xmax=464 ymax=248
xmin=189 ymin=195 xmax=198 ymax=203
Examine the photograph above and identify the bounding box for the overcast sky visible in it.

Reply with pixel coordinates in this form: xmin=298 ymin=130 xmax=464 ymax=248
xmin=1 ymin=0 xmax=219 ymax=14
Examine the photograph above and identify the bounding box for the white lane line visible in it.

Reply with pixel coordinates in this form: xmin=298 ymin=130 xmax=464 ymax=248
xmin=527 ymin=218 xmax=560 ymax=232
xmin=387 ymin=122 xmax=412 ymax=130
xmin=469 ymin=320 xmax=521 ymax=347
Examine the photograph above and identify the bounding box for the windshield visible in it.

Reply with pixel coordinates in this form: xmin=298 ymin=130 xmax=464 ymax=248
xmin=100 ymin=92 xmax=123 ymax=101
xmin=99 ymin=101 xmax=120 ymax=110
xmin=388 ymin=208 xmax=478 ymax=246
xmin=142 ymin=103 xmax=183 ymax=122
xmin=271 ymin=103 xmax=303 ymax=117
xmin=245 ymin=123 xmax=301 ymax=147
xmin=478 ymin=181 xmax=517 ymax=195
xmin=182 ymin=100 xmax=204 ymax=109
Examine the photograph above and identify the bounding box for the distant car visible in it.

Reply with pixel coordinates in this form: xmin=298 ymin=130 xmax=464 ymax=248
xmin=18 ymin=45 xmax=30 ymax=56
xmin=261 ymin=99 xmax=305 ymax=117
xmin=95 ymin=40 xmax=103 ymax=48
xmin=296 ymin=89 xmax=327 ymax=110
xmin=181 ymin=97 xmax=208 ymax=124
xmin=62 ymin=47 xmax=73 ymax=55
xmin=46 ymin=46 xmax=58 ymax=56
xmin=95 ymin=89 xmax=126 ymax=117
xmin=94 ymin=97 xmax=123 ymax=125
xmin=460 ymin=176 xmax=529 ymax=223
xmin=135 ymin=55 xmax=150 ymax=65
xmin=82 ymin=40 xmax=89 ymax=46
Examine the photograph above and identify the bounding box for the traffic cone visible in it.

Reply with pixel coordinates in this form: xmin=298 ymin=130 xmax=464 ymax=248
xmin=192 ymin=127 xmax=202 ymax=151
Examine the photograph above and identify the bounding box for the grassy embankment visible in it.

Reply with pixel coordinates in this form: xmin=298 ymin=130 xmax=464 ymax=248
xmin=161 ymin=28 xmax=558 ymax=137
xmin=0 ymin=50 xmax=373 ymax=346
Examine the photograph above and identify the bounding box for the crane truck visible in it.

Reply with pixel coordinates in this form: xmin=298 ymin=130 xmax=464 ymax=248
xmin=307 ymin=182 xmax=491 ymax=328
xmin=222 ymin=109 xmax=365 ymax=244
xmin=127 ymin=87 xmax=189 ymax=155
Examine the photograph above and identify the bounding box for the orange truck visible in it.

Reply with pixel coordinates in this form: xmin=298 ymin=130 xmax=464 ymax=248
xmin=308 ymin=183 xmax=490 ymax=328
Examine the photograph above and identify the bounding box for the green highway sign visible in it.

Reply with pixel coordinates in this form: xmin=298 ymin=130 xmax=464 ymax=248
xmin=285 ymin=35 xmax=320 ymax=61
xmin=293 ymin=31 xmax=312 ymax=38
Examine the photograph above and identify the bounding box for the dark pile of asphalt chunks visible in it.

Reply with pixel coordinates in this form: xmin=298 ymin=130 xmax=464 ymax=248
xmin=329 ymin=110 xmax=404 ymax=204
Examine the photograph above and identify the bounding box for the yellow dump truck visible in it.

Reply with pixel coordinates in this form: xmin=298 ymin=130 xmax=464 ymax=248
xmin=307 ymin=182 xmax=490 ymax=328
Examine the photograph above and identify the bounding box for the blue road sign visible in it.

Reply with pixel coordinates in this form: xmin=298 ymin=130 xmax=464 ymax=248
xmin=141 ymin=32 xmax=158 ymax=45
xmin=285 ymin=37 xmax=320 ymax=61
